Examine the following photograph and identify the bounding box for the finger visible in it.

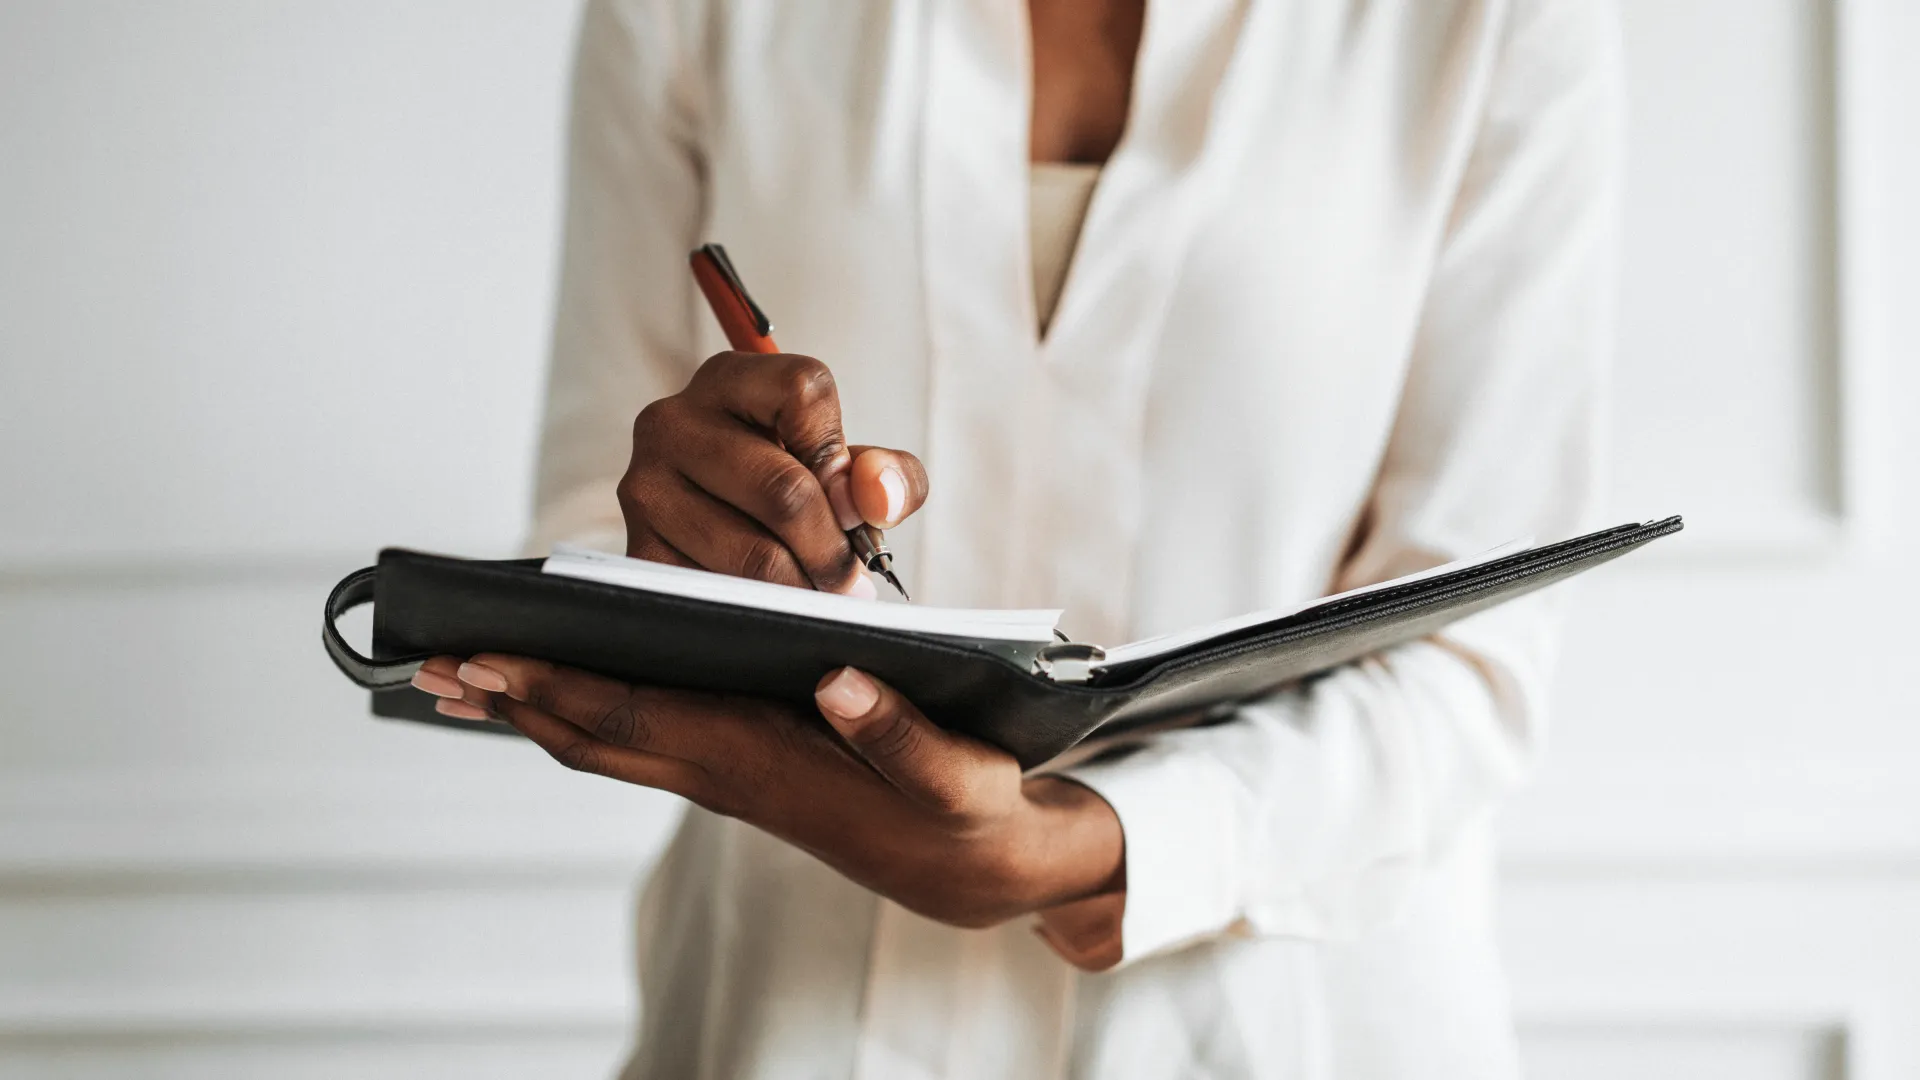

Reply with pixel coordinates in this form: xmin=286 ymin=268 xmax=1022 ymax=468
xmin=493 ymin=692 xmax=709 ymax=798
xmin=456 ymin=653 xmax=692 ymax=755
xmin=690 ymin=352 xmax=862 ymax=529
xmin=1034 ymin=892 xmax=1125 ymax=972
xmin=435 ymin=697 xmax=494 ymax=722
xmin=666 ymin=420 xmax=864 ymax=593
xmin=847 ymin=446 xmax=930 ymax=529
xmin=813 ymin=667 xmax=1003 ymax=814
xmin=411 ymin=656 xmax=465 ymax=698
xmin=623 ymin=521 xmax=703 ymax=570
xmin=643 ymin=470 xmax=812 ymax=589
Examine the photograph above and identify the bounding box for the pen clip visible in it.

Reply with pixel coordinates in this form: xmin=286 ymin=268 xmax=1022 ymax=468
xmin=694 ymin=243 xmax=773 ymax=338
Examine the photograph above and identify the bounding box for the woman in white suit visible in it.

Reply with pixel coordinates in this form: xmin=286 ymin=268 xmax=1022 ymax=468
xmin=410 ymin=0 xmax=1623 ymax=1075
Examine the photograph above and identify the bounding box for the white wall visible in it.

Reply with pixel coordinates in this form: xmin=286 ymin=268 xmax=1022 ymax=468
xmin=0 ymin=2 xmax=1914 ymax=1077
xmin=0 ymin=4 xmax=658 ymax=1076
xmin=1501 ymin=3 xmax=1920 ymax=1076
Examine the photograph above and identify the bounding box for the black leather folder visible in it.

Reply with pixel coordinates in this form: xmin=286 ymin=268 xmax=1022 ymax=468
xmin=323 ymin=516 xmax=1681 ymax=769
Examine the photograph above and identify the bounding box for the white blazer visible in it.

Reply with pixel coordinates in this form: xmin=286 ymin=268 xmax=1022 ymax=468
xmin=530 ymin=0 xmax=1622 ymax=1076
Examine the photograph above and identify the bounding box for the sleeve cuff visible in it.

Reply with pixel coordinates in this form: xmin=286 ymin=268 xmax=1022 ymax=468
xmin=1058 ymin=743 xmax=1245 ymax=965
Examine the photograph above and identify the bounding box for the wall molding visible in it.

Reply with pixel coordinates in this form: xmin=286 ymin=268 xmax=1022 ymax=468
xmin=1517 ymin=998 xmax=1887 ymax=1080
xmin=1632 ymin=0 xmax=1888 ymax=565
xmin=3 ymin=761 xmax=1915 ymax=883
xmin=1831 ymin=0 xmax=1891 ymax=555
xmin=0 ymin=550 xmax=526 ymax=590
xmin=0 ymin=994 xmax=627 ymax=1044
xmin=0 ymin=555 xmax=365 ymax=590
xmin=0 ymin=766 xmax=677 ymax=880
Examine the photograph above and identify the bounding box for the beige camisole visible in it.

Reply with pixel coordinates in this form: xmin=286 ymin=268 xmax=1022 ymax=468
xmin=1029 ymin=162 xmax=1102 ymax=333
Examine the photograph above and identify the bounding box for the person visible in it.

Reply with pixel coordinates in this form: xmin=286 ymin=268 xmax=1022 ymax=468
xmin=408 ymin=0 xmax=1622 ymax=1075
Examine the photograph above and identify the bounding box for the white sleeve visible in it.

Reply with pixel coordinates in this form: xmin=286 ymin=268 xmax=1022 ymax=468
xmin=1061 ymin=0 xmax=1624 ymax=964
xmin=526 ymin=0 xmax=706 ymax=556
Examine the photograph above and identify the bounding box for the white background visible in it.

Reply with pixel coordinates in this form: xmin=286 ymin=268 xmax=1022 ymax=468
xmin=1 ymin=1 xmax=1915 ymax=1077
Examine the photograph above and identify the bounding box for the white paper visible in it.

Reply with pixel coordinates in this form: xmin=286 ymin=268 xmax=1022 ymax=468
xmin=543 ymin=544 xmax=1063 ymax=649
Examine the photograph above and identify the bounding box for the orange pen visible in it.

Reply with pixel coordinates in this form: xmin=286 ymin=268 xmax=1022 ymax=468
xmin=688 ymin=243 xmax=908 ymax=599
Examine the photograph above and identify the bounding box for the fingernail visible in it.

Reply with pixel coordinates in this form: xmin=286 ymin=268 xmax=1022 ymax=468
xmin=845 ymin=573 xmax=878 ymax=601
xmin=826 ymin=471 xmax=862 ymax=530
xmin=435 ymin=698 xmax=491 ymax=721
xmin=815 ymin=667 xmax=879 ymax=719
xmin=457 ymin=662 xmax=508 ymax=693
xmin=878 ymin=467 xmax=907 ymax=525
xmin=412 ymin=669 xmax=464 ymax=698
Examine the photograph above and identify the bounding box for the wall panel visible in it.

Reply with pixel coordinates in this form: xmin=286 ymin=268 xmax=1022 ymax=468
xmin=1609 ymin=0 xmax=1845 ymax=551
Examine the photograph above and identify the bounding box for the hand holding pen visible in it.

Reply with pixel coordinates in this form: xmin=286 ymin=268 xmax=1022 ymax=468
xmin=689 ymin=244 xmax=911 ymax=597
xmin=610 ymin=244 xmax=924 ymax=599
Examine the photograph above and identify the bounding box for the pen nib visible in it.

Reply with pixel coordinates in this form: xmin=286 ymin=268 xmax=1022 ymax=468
xmin=879 ymin=566 xmax=910 ymax=601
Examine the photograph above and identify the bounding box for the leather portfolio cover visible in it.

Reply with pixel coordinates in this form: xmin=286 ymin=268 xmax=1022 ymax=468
xmin=323 ymin=516 xmax=1681 ymax=769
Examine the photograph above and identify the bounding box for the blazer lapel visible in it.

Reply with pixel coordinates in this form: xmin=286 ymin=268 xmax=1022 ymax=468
xmin=915 ymin=0 xmax=1038 ymax=612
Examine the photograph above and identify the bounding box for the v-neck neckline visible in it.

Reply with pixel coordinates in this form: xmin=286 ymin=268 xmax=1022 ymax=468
xmin=1028 ymin=163 xmax=1104 ymax=336
xmin=1018 ymin=3 xmax=1156 ymax=352
xmin=916 ymin=0 xmax=1264 ymax=371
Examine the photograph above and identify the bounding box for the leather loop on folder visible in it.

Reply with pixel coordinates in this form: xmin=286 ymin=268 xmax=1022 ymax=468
xmin=322 ymin=565 xmax=430 ymax=690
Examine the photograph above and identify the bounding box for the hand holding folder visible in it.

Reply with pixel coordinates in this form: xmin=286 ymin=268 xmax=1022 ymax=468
xmin=323 ymin=517 xmax=1678 ymax=931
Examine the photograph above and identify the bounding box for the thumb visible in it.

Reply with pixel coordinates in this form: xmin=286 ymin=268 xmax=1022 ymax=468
xmin=813 ymin=667 xmax=993 ymax=813
xmin=847 ymin=447 xmax=929 ymax=529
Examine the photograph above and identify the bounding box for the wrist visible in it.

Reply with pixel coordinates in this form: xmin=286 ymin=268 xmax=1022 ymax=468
xmin=1010 ymin=775 xmax=1126 ymax=913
